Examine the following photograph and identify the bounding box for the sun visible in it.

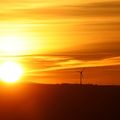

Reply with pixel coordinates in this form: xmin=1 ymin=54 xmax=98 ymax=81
xmin=0 ymin=61 xmax=24 ymax=83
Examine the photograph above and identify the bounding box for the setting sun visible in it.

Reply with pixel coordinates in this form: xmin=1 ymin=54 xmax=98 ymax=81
xmin=0 ymin=61 xmax=24 ymax=83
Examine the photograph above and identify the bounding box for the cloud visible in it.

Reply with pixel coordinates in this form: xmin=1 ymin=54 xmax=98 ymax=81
xmin=41 ymin=56 xmax=120 ymax=72
xmin=0 ymin=1 xmax=120 ymax=21
xmin=17 ymin=1 xmax=120 ymax=18
xmin=1 ymin=54 xmax=119 ymax=84
xmin=51 ymin=40 xmax=120 ymax=61
xmin=21 ymin=1 xmax=120 ymax=16
xmin=11 ymin=55 xmax=119 ymax=75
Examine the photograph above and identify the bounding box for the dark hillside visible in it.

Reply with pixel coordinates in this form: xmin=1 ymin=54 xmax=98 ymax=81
xmin=0 ymin=83 xmax=120 ymax=120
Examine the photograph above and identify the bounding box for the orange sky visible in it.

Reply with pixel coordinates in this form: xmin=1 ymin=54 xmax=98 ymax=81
xmin=0 ymin=0 xmax=120 ymax=84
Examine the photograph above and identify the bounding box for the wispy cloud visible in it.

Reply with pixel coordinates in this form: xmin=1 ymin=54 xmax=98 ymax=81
xmin=11 ymin=55 xmax=119 ymax=75
xmin=0 ymin=1 xmax=120 ymax=21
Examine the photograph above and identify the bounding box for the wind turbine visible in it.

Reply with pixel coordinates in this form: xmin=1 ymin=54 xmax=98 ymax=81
xmin=78 ymin=68 xmax=85 ymax=85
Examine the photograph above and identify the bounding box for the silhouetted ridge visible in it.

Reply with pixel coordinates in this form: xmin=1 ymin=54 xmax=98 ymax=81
xmin=0 ymin=83 xmax=119 ymax=120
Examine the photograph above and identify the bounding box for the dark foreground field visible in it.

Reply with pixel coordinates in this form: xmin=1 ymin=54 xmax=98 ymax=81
xmin=0 ymin=83 xmax=120 ymax=120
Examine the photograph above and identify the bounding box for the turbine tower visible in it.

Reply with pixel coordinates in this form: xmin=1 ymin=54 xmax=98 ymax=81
xmin=78 ymin=68 xmax=84 ymax=85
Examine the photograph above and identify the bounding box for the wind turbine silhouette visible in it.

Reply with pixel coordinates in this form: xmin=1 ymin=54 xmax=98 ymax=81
xmin=77 ymin=68 xmax=85 ymax=85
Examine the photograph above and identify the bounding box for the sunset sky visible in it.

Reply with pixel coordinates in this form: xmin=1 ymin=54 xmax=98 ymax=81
xmin=0 ymin=0 xmax=120 ymax=85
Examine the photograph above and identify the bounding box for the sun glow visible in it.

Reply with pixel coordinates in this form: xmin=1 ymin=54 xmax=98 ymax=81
xmin=0 ymin=35 xmax=27 ymax=55
xmin=0 ymin=62 xmax=24 ymax=83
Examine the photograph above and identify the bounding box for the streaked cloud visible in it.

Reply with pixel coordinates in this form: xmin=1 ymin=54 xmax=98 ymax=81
xmin=4 ymin=55 xmax=118 ymax=73
xmin=10 ymin=55 xmax=119 ymax=84
xmin=0 ymin=1 xmax=120 ymax=21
